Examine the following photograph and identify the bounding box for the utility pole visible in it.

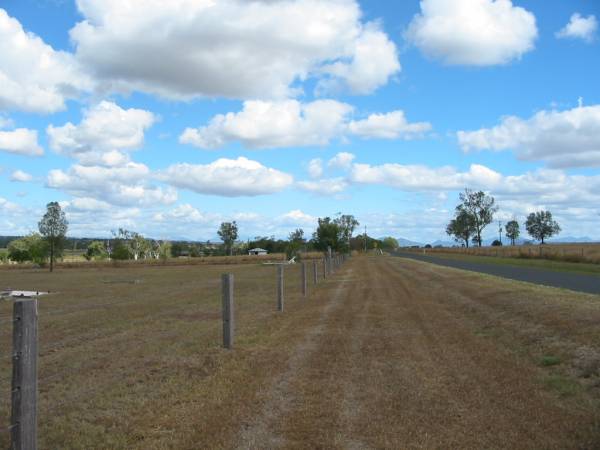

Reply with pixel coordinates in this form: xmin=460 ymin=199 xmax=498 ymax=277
xmin=498 ymin=221 xmax=503 ymax=245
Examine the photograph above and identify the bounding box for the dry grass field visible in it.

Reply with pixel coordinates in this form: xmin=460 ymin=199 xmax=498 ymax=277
xmin=416 ymin=242 xmax=600 ymax=264
xmin=1 ymin=256 xmax=600 ymax=448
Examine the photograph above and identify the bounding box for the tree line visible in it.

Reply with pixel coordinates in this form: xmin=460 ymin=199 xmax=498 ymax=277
xmin=446 ymin=189 xmax=561 ymax=247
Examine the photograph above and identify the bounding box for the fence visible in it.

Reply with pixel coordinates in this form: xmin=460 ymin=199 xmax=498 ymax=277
xmin=0 ymin=253 xmax=349 ymax=448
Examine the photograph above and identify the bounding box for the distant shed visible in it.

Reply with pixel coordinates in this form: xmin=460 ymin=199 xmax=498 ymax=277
xmin=248 ymin=248 xmax=268 ymax=256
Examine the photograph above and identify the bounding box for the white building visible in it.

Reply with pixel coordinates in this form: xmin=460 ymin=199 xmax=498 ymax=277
xmin=248 ymin=248 xmax=268 ymax=256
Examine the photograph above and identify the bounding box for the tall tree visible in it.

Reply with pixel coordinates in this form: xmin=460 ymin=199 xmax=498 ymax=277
xmin=334 ymin=214 xmax=359 ymax=250
xmin=38 ymin=201 xmax=68 ymax=272
xmin=218 ymin=221 xmax=239 ymax=256
xmin=525 ymin=211 xmax=561 ymax=244
xmin=312 ymin=217 xmax=342 ymax=252
xmin=287 ymin=228 xmax=305 ymax=258
xmin=456 ymin=189 xmax=498 ymax=247
xmin=446 ymin=209 xmax=476 ymax=248
xmin=505 ymin=220 xmax=520 ymax=246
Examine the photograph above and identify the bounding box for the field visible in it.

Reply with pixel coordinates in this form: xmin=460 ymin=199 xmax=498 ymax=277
xmin=1 ymin=256 xmax=600 ymax=448
xmin=412 ymin=242 xmax=600 ymax=265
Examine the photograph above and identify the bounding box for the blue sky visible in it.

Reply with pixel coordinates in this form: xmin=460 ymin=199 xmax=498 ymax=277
xmin=1 ymin=0 xmax=599 ymax=243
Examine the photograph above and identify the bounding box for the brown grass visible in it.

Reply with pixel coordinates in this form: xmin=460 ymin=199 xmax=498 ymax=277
xmin=413 ymin=242 xmax=600 ymax=264
xmin=1 ymin=256 xmax=599 ymax=448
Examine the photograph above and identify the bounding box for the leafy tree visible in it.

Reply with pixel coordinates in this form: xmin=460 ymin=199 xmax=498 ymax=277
xmin=505 ymin=220 xmax=520 ymax=246
xmin=525 ymin=211 xmax=561 ymax=244
xmin=334 ymin=214 xmax=359 ymax=250
xmin=218 ymin=221 xmax=238 ymax=256
xmin=313 ymin=217 xmax=342 ymax=252
xmin=456 ymin=189 xmax=498 ymax=247
xmin=156 ymin=241 xmax=172 ymax=261
xmin=8 ymin=234 xmax=48 ymax=264
xmin=38 ymin=201 xmax=68 ymax=271
xmin=110 ymin=228 xmax=132 ymax=260
xmin=381 ymin=237 xmax=399 ymax=250
xmin=287 ymin=228 xmax=305 ymax=258
xmin=446 ymin=209 xmax=476 ymax=248
xmin=85 ymin=241 xmax=108 ymax=260
xmin=130 ymin=233 xmax=151 ymax=260
xmin=491 ymin=239 xmax=502 ymax=246
xmin=0 ymin=249 xmax=8 ymax=263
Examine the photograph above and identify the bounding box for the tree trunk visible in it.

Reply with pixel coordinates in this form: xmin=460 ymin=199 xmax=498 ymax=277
xmin=50 ymin=240 xmax=54 ymax=272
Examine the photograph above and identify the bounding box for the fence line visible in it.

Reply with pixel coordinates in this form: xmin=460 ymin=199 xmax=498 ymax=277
xmin=0 ymin=254 xmax=350 ymax=448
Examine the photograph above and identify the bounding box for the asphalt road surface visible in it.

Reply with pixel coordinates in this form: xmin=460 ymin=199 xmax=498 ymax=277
xmin=395 ymin=252 xmax=600 ymax=295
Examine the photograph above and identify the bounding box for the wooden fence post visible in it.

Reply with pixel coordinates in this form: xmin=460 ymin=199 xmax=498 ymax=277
xmin=301 ymin=262 xmax=307 ymax=297
xmin=322 ymin=258 xmax=327 ymax=279
xmin=313 ymin=260 xmax=318 ymax=285
xmin=277 ymin=265 xmax=284 ymax=312
xmin=221 ymin=274 xmax=234 ymax=349
xmin=11 ymin=299 xmax=38 ymax=450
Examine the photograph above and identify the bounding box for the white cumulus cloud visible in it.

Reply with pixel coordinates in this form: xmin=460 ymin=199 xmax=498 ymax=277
xmin=556 ymin=13 xmax=598 ymax=43
xmin=70 ymin=0 xmax=399 ymax=100
xmin=457 ymin=104 xmax=600 ymax=168
xmin=307 ymin=159 xmax=324 ymax=179
xmin=297 ymin=178 xmax=349 ymax=196
xmin=0 ymin=128 xmax=43 ymax=156
xmin=0 ymin=9 xmax=91 ymax=113
xmin=47 ymin=101 xmax=155 ymax=166
xmin=47 ymin=162 xmax=177 ymax=207
xmin=160 ymin=157 xmax=293 ymax=197
xmin=348 ymin=111 xmax=432 ymax=139
xmin=10 ymin=170 xmax=33 ymax=182
xmin=405 ymin=0 xmax=538 ymax=66
xmin=328 ymin=152 xmax=356 ymax=170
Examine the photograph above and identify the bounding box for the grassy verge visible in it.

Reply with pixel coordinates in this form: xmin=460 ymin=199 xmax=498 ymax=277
xmin=414 ymin=252 xmax=600 ymax=275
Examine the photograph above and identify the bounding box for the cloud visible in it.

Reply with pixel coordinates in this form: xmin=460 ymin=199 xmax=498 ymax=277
xmin=47 ymin=162 xmax=177 ymax=207
xmin=10 ymin=170 xmax=33 ymax=182
xmin=180 ymin=100 xmax=353 ymax=149
xmin=181 ymin=101 xmax=430 ymax=150
xmin=279 ymin=209 xmax=316 ymax=226
xmin=70 ymin=0 xmax=399 ymax=100
xmin=297 ymin=177 xmax=349 ymax=196
xmin=0 ymin=9 xmax=91 ymax=113
xmin=0 ymin=128 xmax=44 ymax=156
xmin=328 ymin=152 xmax=356 ymax=170
xmin=47 ymin=101 xmax=155 ymax=166
xmin=307 ymin=159 xmax=323 ymax=179
xmin=348 ymin=111 xmax=432 ymax=139
xmin=160 ymin=157 xmax=293 ymax=197
xmin=350 ymin=162 xmax=502 ymax=191
xmin=457 ymin=104 xmax=600 ymax=168
xmin=556 ymin=13 xmax=598 ymax=43
xmin=405 ymin=0 xmax=537 ymax=66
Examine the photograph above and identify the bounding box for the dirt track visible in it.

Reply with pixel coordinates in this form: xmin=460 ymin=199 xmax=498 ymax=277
xmin=235 ymin=256 xmax=600 ymax=449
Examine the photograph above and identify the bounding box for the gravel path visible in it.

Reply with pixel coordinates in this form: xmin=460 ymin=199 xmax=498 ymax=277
xmin=395 ymin=252 xmax=600 ymax=295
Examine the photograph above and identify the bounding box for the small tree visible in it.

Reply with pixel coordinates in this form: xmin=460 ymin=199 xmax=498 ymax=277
xmin=8 ymin=234 xmax=48 ymax=264
xmin=85 ymin=241 xmax=108 ymax=261
xmin=456 ymin=189 xmax=498 ymax=247
xmin=287 ymin=228 xmax=305 ymax=258
xmin=38 ymin=202 xmax=68 ymax=272
xmin=525 ymin=211 xmax=561 ymax=244
xmin=218 ymin=221 xmax=238 ymax=256
xmin=505 ymin=220 xmax=520 ymax=246
xmin=446 ymin=209 xmax=476 ymax=248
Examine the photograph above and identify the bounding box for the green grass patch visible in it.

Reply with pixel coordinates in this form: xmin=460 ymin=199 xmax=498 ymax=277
xmin=543 ymin=374 xmax=580 ymax=397
xmin=540 ymin=355 xmax=561 ymax=367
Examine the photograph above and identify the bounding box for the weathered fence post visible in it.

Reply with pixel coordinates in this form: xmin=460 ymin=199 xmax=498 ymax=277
xmin=322 ymin=258 xmax=327 ymax=279
xmin=11 ymin=299 xmax=38 ymax=450
xmin=221 ymin=274 xmax=234 ymax=349
xmin=277 ymin=265 xmax=284 ymax=312
xmin=301 ymin=262 xmax=307 ymax=297
xmin=313 ymin=260 xmax=318 ymax=285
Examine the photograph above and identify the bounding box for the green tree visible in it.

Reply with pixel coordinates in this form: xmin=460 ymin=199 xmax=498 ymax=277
xmin=218 ymin=221 xmax=239 ymax=256
xmin=85 ymin=241 xmax=108 ymax=260
xmin=381 ymin=237 xmax=399 ymax=251
xmin=157 ymin=241 xmax=172 ymax=261
xmin=334 ymin=214 xmax=360 ymax=250
xmin=446 ymin=209 xmax=476 ymax=248
xmin=525 ymin=211 xmax=561 ymax=244
xmin=312 ymin=217 xmax=342 ymax=252
xmin=286 ymin=229 xmax=305 ymax=258
xmin=505 ymin=220 xmax=520 ymax=246
xmin=8 ymin=234 xmax=48 ymax=264
xmin=456 ymin=189 xmax=498 ymax=247
xmin=38 ymin=201 xmax=68 ymax=272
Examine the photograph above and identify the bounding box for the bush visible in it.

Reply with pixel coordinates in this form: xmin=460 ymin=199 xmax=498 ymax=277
xmin=7 ymin=234 xmax=48 ymax=264
xmin=491 ymin=240 xmax=503 ymax=246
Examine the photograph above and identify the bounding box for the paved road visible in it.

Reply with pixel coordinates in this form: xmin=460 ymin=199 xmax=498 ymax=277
xmin=395 ymin=252 xmax=600 ymax=295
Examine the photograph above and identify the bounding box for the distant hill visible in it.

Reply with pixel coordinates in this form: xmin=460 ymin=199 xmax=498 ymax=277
xmin=396 ymin=237 xmax=424 ymax=247
xmin=548 ymin=236 xmax=597 ymax=243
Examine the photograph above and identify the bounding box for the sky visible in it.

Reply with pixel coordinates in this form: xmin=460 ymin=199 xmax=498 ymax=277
xmin=0 ymin=0 xmax=599 ymax=243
